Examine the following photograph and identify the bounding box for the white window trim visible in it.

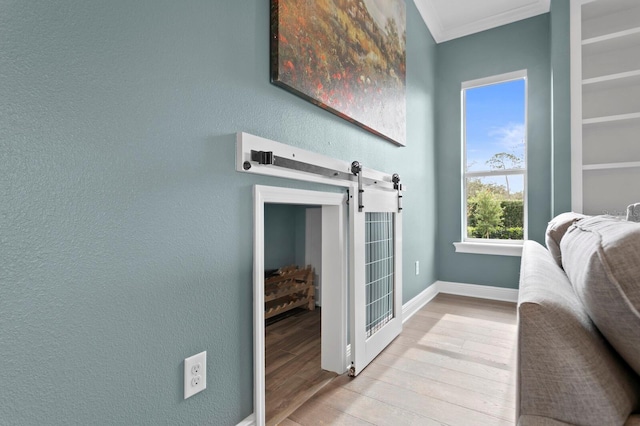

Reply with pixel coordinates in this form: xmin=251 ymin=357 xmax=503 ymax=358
xmin=459 ymin=70 xmax=528 ymax=255
xmin=454 ymin=241 xmax=523 ymax=257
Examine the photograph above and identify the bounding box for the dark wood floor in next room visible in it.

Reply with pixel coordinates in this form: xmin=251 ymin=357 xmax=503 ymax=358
xmin=265 ymin=308 xmax=337 ymax=426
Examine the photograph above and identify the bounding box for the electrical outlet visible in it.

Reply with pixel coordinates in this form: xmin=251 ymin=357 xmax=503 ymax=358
xmin=415 ymin=261 xmax=420 ymax=275
xmin=184 ymin=351 xmax=206 ymax=399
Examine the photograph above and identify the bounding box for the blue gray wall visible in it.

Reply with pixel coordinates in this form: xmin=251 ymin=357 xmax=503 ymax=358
xmin=264 ymin=204 xmax=307 ymax=270
xmin=435 ymin=15 xmax=553 ymax=288
xmin=550 ymin=0 xmax=572 ymax=216
xmin=0 ymin=1 xmax=436 ymax=424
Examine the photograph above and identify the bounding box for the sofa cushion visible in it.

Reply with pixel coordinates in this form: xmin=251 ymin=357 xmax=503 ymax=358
xmin=518 ymin=241 xmax=639 ymax=425
xmin=545 ymin=212 xmax=586 ymax=267
xmin=561 ymin=215 xmax=640 ymax=376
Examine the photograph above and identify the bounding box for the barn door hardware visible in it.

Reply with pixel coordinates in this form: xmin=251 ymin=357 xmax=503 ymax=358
xmin=247 ymin=150 xmax=354 ymax=181
xmin=237 ymin=133 xmax=408 ymax=195
xmin=250 ymin=150 xmax=274 ymax=166
xmin=392 ymin=173 xmax=403 ymax=213
xmin=351 ymin=161 xmax=364 ymax=212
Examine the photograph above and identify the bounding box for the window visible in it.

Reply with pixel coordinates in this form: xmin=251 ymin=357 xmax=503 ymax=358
xmin=461 ymin=70 xmax=527 ymax=248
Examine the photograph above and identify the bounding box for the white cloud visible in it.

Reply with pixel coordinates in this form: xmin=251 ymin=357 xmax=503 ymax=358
xmin=489 ymin=123 xmax=525 ymax=151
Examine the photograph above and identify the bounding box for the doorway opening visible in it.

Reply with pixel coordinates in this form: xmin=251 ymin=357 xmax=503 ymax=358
xmin=253 ymin=186 xmax=347 ymax=426
xmin=263 ymin=203 xmax=330 ymax=424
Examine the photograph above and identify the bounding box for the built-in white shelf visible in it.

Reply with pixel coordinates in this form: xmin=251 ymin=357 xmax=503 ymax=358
xmin=572 ymin=0 xmax=640 ymax=214
xmin=583 ymin=26 xmax=640 ymax=46
xmin=583 ymin=69 xmax=640 ymax=86
xmin=582 ymin=27 xmax=640 ymax=61
xmin=583 ymin=161 xmax=640 ymax=171
xmin=582 ymin=30 xmax=640 ymax=78
xmin=582 ymin=0 xmax=639 ymax=21
xmin=583 ymin=112 xmax=640 ymax=125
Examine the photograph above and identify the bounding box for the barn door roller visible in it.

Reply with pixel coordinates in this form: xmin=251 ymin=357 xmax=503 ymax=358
xmin=393 ymin=173 xmax=403 ymax=213
xmin=351 ymin=161 xmax=364 ymax=212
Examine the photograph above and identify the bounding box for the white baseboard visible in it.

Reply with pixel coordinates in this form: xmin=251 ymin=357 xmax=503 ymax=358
xmin=237 ymin=413 xmax=256 ymax=426
xmin=402 ymin=282 xmax=439 ymax=323
xmin=436 ymin=280 xmax=519 ymax=303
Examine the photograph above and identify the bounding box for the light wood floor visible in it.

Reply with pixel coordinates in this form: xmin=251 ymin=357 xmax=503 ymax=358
xmin=282 ymin=294 xmax=518 ymax=426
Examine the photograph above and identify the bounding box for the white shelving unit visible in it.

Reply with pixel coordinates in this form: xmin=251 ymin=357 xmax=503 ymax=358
xmin=571 ymin=0 xmax=640 ymax=215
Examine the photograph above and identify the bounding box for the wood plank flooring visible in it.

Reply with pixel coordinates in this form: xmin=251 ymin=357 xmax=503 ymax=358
xmin=284 ymin=294 xmax=518 ymax=426
xmin=266 ymin=308 xmax=337 ymax=426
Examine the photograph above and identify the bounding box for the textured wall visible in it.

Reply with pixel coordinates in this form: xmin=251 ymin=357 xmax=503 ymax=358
xmin=0 ymin=0 xmax=436 ymax=424
xmin=435 ymin=15 xmax=552 ymax=288
xmin=550 ymin=0 xmax=572 ymax=216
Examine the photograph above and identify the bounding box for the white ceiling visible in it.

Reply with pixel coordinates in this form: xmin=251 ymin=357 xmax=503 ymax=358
xmin=414 ymin=0 xmax=551 ymax=43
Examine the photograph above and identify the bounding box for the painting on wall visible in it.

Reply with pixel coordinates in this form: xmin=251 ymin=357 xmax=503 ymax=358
xmin=271 ymin=0 xmax=407 ymax=146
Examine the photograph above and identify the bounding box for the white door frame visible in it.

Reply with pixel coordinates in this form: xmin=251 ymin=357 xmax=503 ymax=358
xmin=253 ymin=185 xmax=347 ymax=426
xmin=305 ymin=208 xmax=322 ymax=307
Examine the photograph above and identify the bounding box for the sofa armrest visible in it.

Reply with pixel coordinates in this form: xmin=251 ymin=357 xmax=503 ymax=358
xmin=518 ymin=241 xmax=639 ymax=426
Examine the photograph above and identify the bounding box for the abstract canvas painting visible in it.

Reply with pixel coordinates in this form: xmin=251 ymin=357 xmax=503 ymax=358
xmin=271 ymin=0 xmax=407 ymax=146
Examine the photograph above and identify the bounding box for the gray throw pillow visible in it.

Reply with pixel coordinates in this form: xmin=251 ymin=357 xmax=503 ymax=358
xmin=627 ymin=203 xmax=640 ymax=222
xmin=545 ymin=212 xmax=587 ymax=267
xmin=561 ymin=215 xmax=640 ymax=376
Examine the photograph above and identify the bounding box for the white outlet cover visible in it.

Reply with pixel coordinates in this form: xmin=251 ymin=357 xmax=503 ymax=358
xmin=184 ymin=351 xmax=207 ymax=399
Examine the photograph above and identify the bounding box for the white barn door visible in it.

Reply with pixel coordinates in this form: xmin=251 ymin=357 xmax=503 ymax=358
xmin=349 ymin=186 xmax=402 ymax=376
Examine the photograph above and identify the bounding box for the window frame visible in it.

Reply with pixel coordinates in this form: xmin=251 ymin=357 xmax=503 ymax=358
xmin=459 ymin=70 xmax=528 ymax=254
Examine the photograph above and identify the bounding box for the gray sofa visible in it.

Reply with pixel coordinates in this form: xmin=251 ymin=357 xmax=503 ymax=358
xmin=517 ymin=214 xmax=640 ymax=425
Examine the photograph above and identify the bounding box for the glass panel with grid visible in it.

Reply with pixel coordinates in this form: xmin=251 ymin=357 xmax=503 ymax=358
xmin=365 ymin=212 xmax=395 ymax=338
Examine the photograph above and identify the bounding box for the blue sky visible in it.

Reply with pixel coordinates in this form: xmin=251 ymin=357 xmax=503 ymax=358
xmin=465 ymin=78 xmax=526 ymax=173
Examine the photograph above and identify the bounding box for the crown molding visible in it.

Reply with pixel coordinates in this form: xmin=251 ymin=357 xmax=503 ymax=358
xmin=414 ymin=0 xmax=550 ymax=44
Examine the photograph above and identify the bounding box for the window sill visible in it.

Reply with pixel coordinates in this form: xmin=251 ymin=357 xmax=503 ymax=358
xmin=453 ymin=241 xmax=523 ymax=257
